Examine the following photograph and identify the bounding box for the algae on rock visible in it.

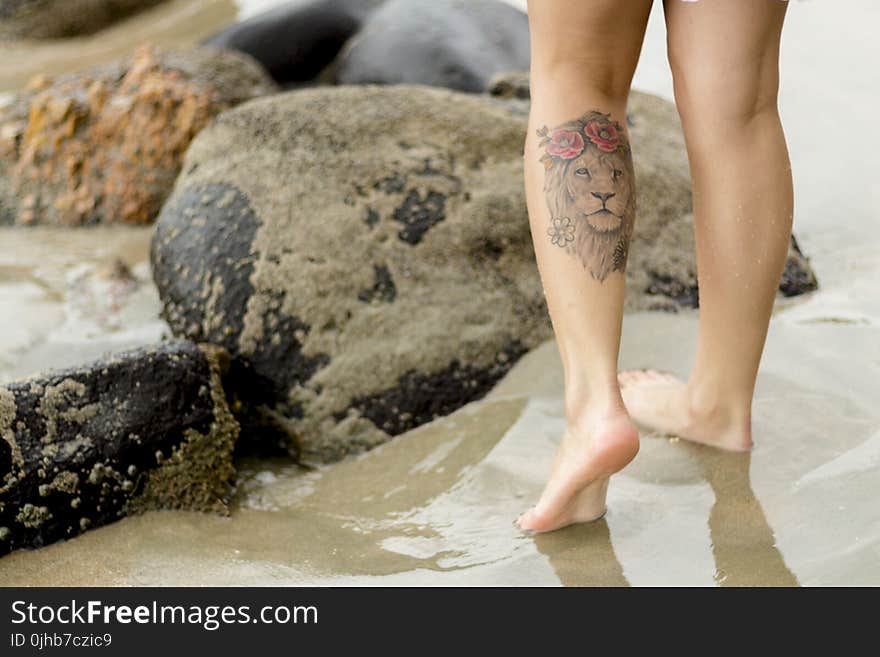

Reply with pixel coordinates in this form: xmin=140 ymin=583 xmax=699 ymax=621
xmin=0 ymin=340 xmax=240 ymax=555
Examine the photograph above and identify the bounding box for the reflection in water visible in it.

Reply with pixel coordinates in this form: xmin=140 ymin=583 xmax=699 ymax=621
xmin=685 ymin=444 xmax=798 ymax=587
xmin=531 ymin=439 xmax=798 ymax=587
xmin=534 ymin=519 xmax=628 ymax=587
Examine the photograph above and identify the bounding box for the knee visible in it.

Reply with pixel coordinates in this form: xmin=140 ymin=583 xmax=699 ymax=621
xmin=668 ymin=51 xmax=780 ymax=128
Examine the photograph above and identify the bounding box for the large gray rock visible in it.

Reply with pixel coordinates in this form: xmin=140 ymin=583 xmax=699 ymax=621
xmin=150 ymin=83 xmax=817 ymax=463
xmin=152 ymin=84 xmax=550 ymax=463
xmin=0 ymin=340 xmax=239 ymax=555
xmin=0 ymin=0 xmax=167 ymax=40
xmin=206 ymin=0 xmax=383 ymax=87
xmin=336 ymin=0 xmax=529 ymax=92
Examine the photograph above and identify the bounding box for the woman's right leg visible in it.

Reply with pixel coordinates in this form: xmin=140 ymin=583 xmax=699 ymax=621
xmin=517 ymin=0 xmax=652 ymax=533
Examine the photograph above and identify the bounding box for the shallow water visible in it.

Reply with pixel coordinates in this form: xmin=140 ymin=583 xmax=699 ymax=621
xmin=0 ymin=0 xmax=878 ymax=585
xmin=0 ymin=314 xmax=877 ymax=586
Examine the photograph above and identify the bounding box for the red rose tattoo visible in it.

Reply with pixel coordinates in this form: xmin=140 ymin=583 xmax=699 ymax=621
xmin=546 ymin=129 xmax=585 ymax=159
xmin=536 ymin=110 xmax=636 ymax=282
xmin=584 ymin=120 xmax=619 ymax=152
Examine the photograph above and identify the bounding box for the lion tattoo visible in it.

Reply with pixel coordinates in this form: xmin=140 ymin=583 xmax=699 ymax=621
xmin=537 ymin=111 xmax=636 ymax=282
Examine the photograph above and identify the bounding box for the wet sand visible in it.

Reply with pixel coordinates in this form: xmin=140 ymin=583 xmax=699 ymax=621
xmin=0 ymin=308 xmax=877 ymax=586
xmin=0 ymin=227 xmax=165 ymax=383
xmin=0 ymin=0 xmax=878 ymax=585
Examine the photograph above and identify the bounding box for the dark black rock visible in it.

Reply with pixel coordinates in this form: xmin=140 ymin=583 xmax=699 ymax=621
xmin=335 ymin=0 xmax=530 ymax=92
xmin=779 ymin=235 xmax=819 ymax=297
xmin=150 ymin=183 xmax=259 ymax=353
xmin=340 ymin=342 xmax=528 ymax=435
xmin=151 ymin=182 xmax=330 ymax=410
xmin=0 ymin=340 xmax=239 ymax=555
xmin=205 ymin=0 xmax=382 ymax=86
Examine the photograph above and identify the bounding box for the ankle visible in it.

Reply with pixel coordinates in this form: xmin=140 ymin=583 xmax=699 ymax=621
xmin=684 ymin=383 xmax=753 ymax=447
xmin=564 ymin=382 xmax=627 ymax=426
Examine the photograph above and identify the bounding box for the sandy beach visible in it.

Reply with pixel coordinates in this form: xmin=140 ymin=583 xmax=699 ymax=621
xmin=0 ymin=0 xmax=877 ymax=586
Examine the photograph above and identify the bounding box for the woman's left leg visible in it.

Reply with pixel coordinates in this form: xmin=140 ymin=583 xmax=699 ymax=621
xmin=621 ymin=0 xmax=792 ymax=451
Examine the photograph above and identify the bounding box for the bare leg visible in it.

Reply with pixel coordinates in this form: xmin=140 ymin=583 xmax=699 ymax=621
xmin=517 ymin=0 xmax=652 ymax=533
xmin=620 ymin=0 xmax=793 ymax=451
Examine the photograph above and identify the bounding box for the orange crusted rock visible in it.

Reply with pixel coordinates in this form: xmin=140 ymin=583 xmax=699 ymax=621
xmin=0 ymin=44 xmax=277 ymax=225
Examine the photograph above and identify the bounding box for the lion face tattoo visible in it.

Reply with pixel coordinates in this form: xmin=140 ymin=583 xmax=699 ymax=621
xmin=537 ymin=111 xmax=636 ymax=282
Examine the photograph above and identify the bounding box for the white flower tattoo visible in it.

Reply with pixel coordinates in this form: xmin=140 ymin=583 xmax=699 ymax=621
xmin=547 ymin=216 xmax=575 ymax=247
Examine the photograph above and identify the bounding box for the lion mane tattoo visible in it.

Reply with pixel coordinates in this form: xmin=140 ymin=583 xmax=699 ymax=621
xmin=537 ymin=111 xmax=636 ymax=282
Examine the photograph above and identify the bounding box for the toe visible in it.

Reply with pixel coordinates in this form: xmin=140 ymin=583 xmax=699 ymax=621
xmin=516 ymin=508 xmax=539 ymax=532
xmin=618 ymin=370 xmax=645 ymax=387
xmin=644 ymin=369 xmax=682 ymax=384
xmin=520 ymin=507 xmax=555 ymax=533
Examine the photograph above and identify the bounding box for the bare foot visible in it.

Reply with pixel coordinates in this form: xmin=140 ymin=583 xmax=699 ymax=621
xmin=517 ymin=407 xmax=639 ymax=534
xmin=618 ymin=370 xmax=753 ymax=451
